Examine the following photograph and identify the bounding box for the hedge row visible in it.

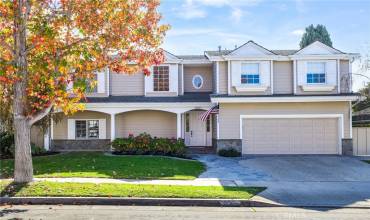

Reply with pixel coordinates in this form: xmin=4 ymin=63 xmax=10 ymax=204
xmin=112 ymin=133 xmax=186 ymax=157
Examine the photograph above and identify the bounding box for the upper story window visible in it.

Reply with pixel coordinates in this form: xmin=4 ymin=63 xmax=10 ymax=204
xmin=307 ymin=62 xmax=326 ymax=84
xmin=86 ymin=74 xmax=98 ymax=93
xmin=192 ymin=75 xmax=203 ymax=89
xmin=153 ymin=66 xmax=169 ymax=91
xmin=241 ymin=63 xmax=260 ymax=84
xmin=75 ymin=120 xmax=99 ymax=139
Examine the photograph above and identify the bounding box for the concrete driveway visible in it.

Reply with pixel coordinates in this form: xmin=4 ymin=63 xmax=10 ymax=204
xmin=194 ymin=155 xmax=370 ymax=207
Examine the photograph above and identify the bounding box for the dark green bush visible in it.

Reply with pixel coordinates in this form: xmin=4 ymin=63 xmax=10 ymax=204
xmin=112 ymin=133 xmax=186 ymax=157
xmin=218 ymin=148 xmax=241 ymax=157
xmin=0 ymin=131 xmax=46 ymax=159
xmin=0 ymin=132 xmax=15 ymax=158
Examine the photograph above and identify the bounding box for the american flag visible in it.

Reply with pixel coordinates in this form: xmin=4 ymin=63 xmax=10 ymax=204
xmin=199 ymin=105 xmax=219 ymax=121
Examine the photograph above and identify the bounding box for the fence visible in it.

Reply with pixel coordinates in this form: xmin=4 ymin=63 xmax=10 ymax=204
xmin=352 ymin=127 xmax=370 ymax=156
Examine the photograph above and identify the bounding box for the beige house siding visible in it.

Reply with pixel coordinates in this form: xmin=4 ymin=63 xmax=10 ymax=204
xmin=340 ymin=60 xmax=351 ymax=93
xmin=212 ymin=63 xmax=217 ymax=93
xmin=183 ymin=66 xmax=213 ymax=92
xmin=115 ymin=110 xmax=176 ymax=138
xmin=218 ymin=61 xmax=228 ymax=94
xmin=31 ymin=125 xmax=44 ymax=147
xmin=52 ymin=111 xmax=111 ymax=140
xmin=178 ymin=64 xmax=183 ymax=95
xmin=110 ymin=72 xmax=145 ymax=96
xmin=273 ymin=61 xmax=293 ymax=94
xmin=218 ymin=101 xmax=351 ymax=140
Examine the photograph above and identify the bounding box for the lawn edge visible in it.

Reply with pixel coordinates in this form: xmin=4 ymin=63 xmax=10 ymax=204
xmin=0 ymin=196 xmax=272 ymax=207
xmin=2 ymin=196 xmax=369 ymax=208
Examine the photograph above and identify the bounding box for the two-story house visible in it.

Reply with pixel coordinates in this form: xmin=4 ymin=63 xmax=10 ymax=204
xmin=35 ymin=40 xmax=358 ymax=155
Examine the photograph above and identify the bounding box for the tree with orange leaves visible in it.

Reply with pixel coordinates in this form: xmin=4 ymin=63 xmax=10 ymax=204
xmin=0 ymin=0 xmax=168 ymax=183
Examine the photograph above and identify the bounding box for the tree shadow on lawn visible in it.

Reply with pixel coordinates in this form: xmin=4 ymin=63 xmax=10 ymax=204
xmin=0 ymin=152 xmax=206 ymax=180
xmin=1 ymin=181 xmax=28 ymax=197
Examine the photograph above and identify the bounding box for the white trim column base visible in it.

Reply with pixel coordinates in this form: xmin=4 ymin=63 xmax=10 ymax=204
xmin=110 ymin=113 xmax=116 ymax=142
xmin=177 ymin=113 xmax=182 ymax=139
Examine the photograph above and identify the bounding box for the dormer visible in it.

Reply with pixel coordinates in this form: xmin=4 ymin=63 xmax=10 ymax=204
xmin=291 ymin=41 xmax=350 ymax=94
xmin=224 ymin=41 xmax=277 ymax=95
xmin=144 ymin=50 xmax=181 ymax=97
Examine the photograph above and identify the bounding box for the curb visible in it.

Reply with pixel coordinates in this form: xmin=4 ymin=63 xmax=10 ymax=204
xmin=0 ymin=197 xmax=277 ymax=207
xmin=1 ymin=197 xmax=370 ymax=209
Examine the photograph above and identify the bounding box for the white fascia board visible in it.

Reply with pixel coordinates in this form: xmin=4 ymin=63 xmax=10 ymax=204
xmin=181 ymin=60 xmax=213 ymax=65
xmin=206 ymin=56 xmax=225 ymax=61
xmin=163 ymin=60 xmax=182 ymax=64
xmin=289 ymin=54 xmax=352 ymax=60
xmin=83 ymin=102 xmax=213 ymax=115
xmin=223 ymin=55 xmax=283 ymax=61
xmin=211 ymin=95 xmax=359 ymax=103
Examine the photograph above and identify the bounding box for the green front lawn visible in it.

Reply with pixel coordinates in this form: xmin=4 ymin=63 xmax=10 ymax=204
xmin=0 ymin=180 xmax=264 ymax=199
xmin=0 ymin=152 xmax=205 ymax=180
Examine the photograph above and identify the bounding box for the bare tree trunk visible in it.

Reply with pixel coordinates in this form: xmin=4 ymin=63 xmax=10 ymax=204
xmin=13 ymin=116 xmax=33 ymax=182
xmin=13 ymin=0 xmax=33 ymax=183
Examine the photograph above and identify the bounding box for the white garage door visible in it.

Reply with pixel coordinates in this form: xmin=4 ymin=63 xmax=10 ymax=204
xmin=242 ymin=118 xmax=339 ymax=154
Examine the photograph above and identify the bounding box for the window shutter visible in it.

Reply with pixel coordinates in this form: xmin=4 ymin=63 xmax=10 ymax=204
xmin=67 ymin=119 xmax=75 ymax=140
xmin=97 ymin=71 xmax=106 ymax=93
xmin=169 ymin=64 xmax=178 ymax=92
xmin=326 ymin=60 xmax=337 ymax=85
xmin=231 ymin=61 xmax=241 ymax=86
xmin=259 ymin=61 xmax=270 ymax=85
xmin=99 ymin=119 xmax=106 ymax=139
xmin=297 ymin=61 xmax=307 ymax=85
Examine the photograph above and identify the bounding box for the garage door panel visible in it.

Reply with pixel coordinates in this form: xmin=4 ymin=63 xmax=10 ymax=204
xmin=242 ymin=118 xmax=339 ymax=155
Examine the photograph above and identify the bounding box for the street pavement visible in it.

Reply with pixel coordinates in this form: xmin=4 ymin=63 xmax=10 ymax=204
xmin=1 ymin=205 xmax=369 ymax=220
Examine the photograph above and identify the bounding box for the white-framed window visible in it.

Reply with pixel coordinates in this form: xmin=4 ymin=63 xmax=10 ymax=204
xmin=192 ymin=75 xmax=203 ymax=89
xmin=307 ymin=62 xmax=326 ymax=84
xmin=86 ymin=74 xmax=98 ymax=93
xmin=75 ymin=120 xmax=99 ymax=139
xmin=153 ymin=65 xmax=169 ymax=91
xmin=241 ymin=63 xmax=260 ymax=84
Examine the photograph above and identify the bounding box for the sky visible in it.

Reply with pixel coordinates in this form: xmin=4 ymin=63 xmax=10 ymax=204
xmin=158 ymin=0 xmax=370 ymax=91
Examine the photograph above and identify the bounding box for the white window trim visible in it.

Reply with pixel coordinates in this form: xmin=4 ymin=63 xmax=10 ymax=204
xmin=75 ymin=119 xmax=100 ymax=140
xmin=239 ymin=114 xmax=344 ymax=155
xmin=192 ymin=74 xmax=204 ymax=89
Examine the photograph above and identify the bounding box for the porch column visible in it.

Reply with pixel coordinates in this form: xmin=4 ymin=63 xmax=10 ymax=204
xmin=110 ymin=113 xmax=116 ymax=141
xmin=177 ymin=113 xmax=182 ymax=139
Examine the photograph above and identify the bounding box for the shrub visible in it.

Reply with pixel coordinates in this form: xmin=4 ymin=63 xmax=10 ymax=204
xmin=218 ymin=148 xmax=241 ymax=157
xmin=0 ymin=131 xmax=47 ymax=158
xmin=112 ymin=133 xmax=186 ymax=157
xmin=31 ymin=143 xmax=46 ymax=155
xmin=0 ymin=132 xmax=15 ymax=158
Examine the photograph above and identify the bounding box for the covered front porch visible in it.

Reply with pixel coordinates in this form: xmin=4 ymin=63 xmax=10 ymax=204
xmin=49 ymin=102 xmax=217 ymax=151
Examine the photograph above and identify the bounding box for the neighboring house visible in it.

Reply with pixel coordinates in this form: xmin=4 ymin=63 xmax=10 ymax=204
xmin=32 ymin=40 xmax=359 ymax=155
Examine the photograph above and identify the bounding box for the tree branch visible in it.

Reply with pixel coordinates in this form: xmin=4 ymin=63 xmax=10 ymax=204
xmin=0 ymin=40 xmax=15 ymax=56
xmin=27 ymin=104 xmax=53 ymax=126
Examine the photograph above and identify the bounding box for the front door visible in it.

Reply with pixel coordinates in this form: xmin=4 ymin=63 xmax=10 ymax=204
xmin=185 ymin=111 xmax=207 ymax=146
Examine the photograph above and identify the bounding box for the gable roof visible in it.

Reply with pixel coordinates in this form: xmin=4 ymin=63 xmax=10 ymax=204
xmin=163 ymin=49 xmax=181 ymax=61
xmin=227 ymin=40 xmax=277 ymax=56
xmin=294 ymin=41 xmax=344 ymax=55
xmin=176 ymin=55 xmax=208 ymax=60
